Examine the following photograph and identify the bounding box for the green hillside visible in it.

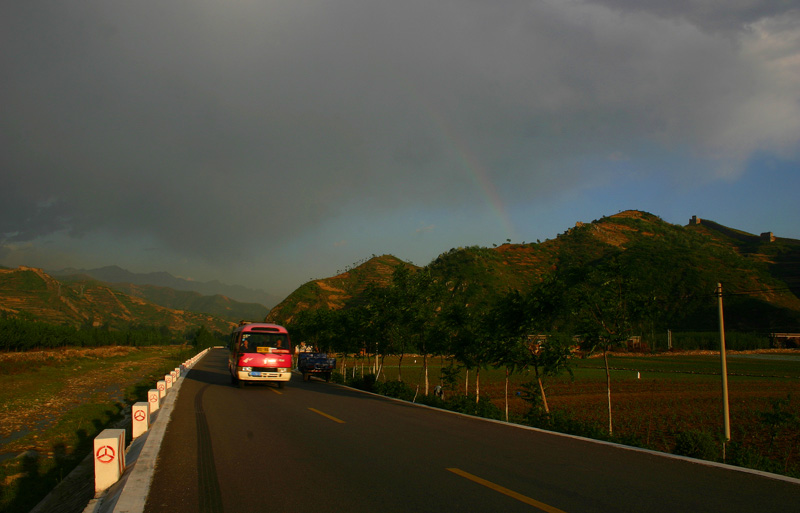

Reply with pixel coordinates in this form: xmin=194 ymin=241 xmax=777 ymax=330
xmin=687 ymin=218 xmax=800 ymax=298
xmin=266 ymin=254 xmax=417 ymax=323
xmin=268 ymin=210 xmax=800 ymax=334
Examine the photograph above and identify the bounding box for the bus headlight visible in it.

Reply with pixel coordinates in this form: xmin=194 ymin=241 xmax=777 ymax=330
xmin=278 ymin=368 xmax=290 ymax=373
xmin=239 ymin=366 xmax=252 ymax=372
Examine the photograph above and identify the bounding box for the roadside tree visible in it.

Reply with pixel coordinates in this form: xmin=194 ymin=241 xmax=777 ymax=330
xmin=564 ymin=258 xmax=643 ymax=435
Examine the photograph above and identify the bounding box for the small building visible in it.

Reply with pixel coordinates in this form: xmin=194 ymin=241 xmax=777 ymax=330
xmin=771 ymin=333 xmax=800 ymax=348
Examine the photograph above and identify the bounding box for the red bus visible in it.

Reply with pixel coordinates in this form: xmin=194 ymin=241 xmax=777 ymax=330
xmin=228 ymin=322 xmax=293 ymax=388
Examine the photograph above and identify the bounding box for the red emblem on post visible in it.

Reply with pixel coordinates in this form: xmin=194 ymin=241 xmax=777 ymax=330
xmin=96 ymin=445 xmax=115 ymax=463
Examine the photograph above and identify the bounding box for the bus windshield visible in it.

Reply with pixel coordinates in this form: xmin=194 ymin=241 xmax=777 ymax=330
xmin=240 ymin=332 xmax=290 ymax=353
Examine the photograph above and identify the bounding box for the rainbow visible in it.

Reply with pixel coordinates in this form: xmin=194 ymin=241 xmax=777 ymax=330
xmin=426 ymin=106 xmax=517 ymax=242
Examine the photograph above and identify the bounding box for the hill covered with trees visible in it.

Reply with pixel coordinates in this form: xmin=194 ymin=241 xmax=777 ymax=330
xmin=270 ymin=210 xmax=800 ymax=335
xmin=266 ymin=254 xmax=417 ymax=323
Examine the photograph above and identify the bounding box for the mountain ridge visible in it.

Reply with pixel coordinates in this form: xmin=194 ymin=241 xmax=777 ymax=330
xmin=266 ymin=254 xmax=415 ymax=323
xmin=47 ymin=265 xmax=280 ymax=307
xmin=267 ymin=210 xmax=800 ymax=332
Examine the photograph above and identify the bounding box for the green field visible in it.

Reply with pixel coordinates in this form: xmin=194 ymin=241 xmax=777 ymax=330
xmin=342 ymin=351 xmax=800 ymax=385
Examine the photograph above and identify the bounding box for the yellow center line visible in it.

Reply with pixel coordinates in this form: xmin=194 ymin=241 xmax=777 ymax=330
xmin=269 ymin=388 xmax=282 ymax=395
xmin=308 ymin=407 xmax=346 ymax=424
xmin=446 ymin=468 xmax=567 ymax=513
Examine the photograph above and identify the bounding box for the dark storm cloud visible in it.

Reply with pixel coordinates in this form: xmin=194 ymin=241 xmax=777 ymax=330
xmin=2 ymin=0 xmax=798 ymax=268
xmin=585 ymin=0 xmax=797 ymax=34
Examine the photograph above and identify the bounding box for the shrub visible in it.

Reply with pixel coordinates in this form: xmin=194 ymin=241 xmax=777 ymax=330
xmin=725 ymin=442 xmax=792 ymax=476
xmin=442 ymin=394 xmax=503 ymax=420
xmin=416 ymin=393 xmax=445 ymax=409
xmin=376 ymin=380 xmax=416 ymax=401
xmin=525 ymin=409 xmax=609 ymax=441
xmin=347 ymin=373 xmax=377 ymax=392
xmin=673 ymin=430 xmax=721 ymax=461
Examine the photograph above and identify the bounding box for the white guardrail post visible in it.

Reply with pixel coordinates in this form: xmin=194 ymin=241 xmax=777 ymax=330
xmin=93 ymin=429 xmax=126 ymax=493
xmin=131 ymin=402 xmax=150 ymax=439
xmin=148 ymin=388 xmax=161 ymax=413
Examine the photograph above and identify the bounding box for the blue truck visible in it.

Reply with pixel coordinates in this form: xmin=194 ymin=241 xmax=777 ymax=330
xmin=297 ymin=352 xmax=336 ymax=382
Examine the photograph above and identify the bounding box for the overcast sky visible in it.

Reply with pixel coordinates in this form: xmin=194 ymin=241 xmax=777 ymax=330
xmin=2 ymin=0 xmax=799 ymax=298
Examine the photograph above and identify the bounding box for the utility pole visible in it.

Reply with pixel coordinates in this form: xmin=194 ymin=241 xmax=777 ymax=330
xmin=717 ymin=283 xmax=731 ymax=449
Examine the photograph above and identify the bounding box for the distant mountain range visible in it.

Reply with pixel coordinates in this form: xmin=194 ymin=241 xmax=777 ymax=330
xmin=0 ymin=263 xmax=275 ymax=329
xmin=47 ymin=265 xmax=281 ymax=308
xmin=0 ymin=266 xmax=237 ymax=333
xmin=267 ymin=211 xmax=800 ymax=332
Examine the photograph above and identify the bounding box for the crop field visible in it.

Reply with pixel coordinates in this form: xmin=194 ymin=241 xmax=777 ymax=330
xmin=339 ymin=350 xmax=800 ymax=476
xmin=0 ymin=345 xmax=193 ymax=513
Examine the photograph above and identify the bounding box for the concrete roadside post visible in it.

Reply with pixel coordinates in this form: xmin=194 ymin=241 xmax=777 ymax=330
xmin=157 ymin=380 xmax=166 ymax=399
xmin=93 ymin=428 xmax=126 ymax=493
xmin=132 ymin=402 xmax=150 ymax=439
xmin=148 ymin=388 xmax=161 ymax=413
xmin=164 ymin=374 xmax=173 ymax=391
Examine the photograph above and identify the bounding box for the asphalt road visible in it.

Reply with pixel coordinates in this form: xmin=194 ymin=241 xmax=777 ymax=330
xmin=143 ymin=349 xmax=800 ymax=513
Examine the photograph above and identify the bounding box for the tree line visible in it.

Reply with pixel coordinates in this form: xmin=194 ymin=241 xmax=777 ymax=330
xmin=284 ymin=247 xmax=788 ymax=433
xmin=0 ymin=312 xmax=226 ymax=351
